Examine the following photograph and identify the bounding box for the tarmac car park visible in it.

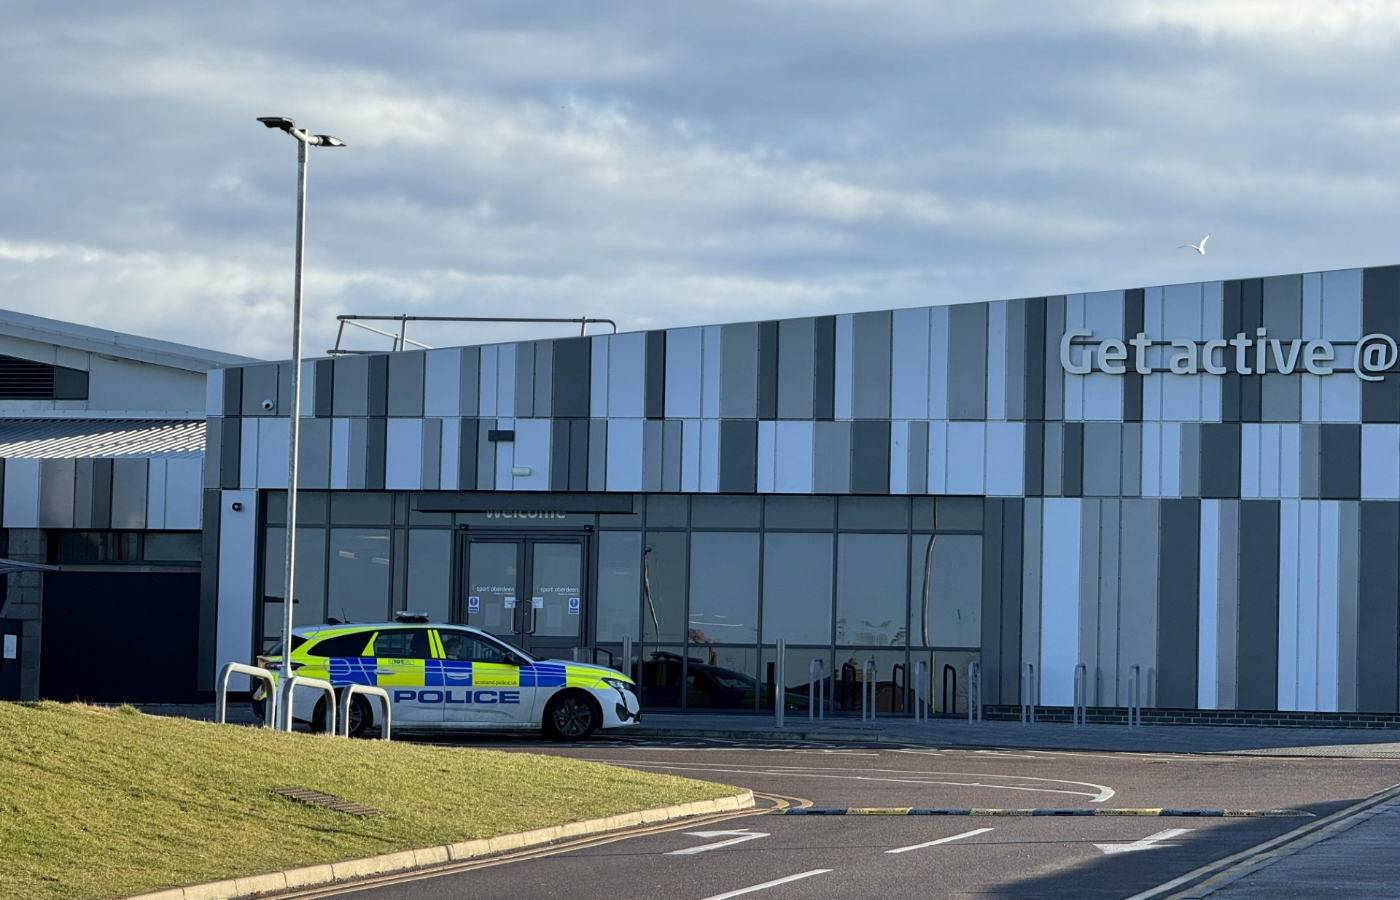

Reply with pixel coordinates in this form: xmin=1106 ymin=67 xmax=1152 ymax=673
xmin=253 ymin=615 xmax=640 ymax=741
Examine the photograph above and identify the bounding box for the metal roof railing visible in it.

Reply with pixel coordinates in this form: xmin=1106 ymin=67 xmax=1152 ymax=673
xmin=330 ymin=315 xmax=620 ymax=355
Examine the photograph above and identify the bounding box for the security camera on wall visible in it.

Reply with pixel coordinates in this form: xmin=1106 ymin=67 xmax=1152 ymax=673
xmin=261 ymin=399 xmax=275 ymax=411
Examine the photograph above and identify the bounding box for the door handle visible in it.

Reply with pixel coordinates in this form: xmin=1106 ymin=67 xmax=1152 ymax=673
xmin=374 ymin=668 xmax=394 ymax=675
xmin=446 ymin=672 xmax=471 ymax=679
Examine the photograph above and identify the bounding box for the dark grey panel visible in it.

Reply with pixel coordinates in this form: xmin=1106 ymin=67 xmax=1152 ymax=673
xmin=198 ymin=489 xmax=222 ymax=690
xmin=534 ymin=340 xmax=553 ymax=418
xmin=1061 ymin=422 xmax=1084 ymax=497
xmin=92 ymin=458 xmax=113 ymax=529
xmin=1300 ymin=424 xmax=1321 ymax=499
xmin=1261 ymin=276 xmax=1302 ymax=422
xmin=458 ymin=419 xmax=479 ymax=490
xmin=1041 ymin=421 xmax=1063 ymax=497
xmin=1043 ymin=297 xmax=1065 ymax=422
xmin=1362 ymin=266 xmax=1400 ymax=423
xmin=813 ymin=421 xmax=852 ymax=494
xmin=718 ymin=420 xmax=758 ymax=493
xmin=814 ymin=316 xmax=836 ymax=421
xmin=240 ymin=364 xmax=279 ymax=417
xmin=313 ymin=359 xmax=334 ymax=417
xmin=757 ymin=321 xmax=779 ymax=420
xmin=1221 ymin=281 xmax=1242 ymax=424
xmin=850 ymin=420 xmax=891 ymax=494
xmin=297 ymin=418 xmax=332 ymax=490
xmin=1082 ymin=423 xmax=1120 ymax=497
xmin=221 ymin=368 xmax=243 ymax=420
xmin=1023 ymin=299 xmax=1047 ymax=421
xmin=777 ymin=318 xmax=816 ymax=420
xmin=1121 ymin=423 xmax=1142 ymax=498
xmin=1123 ymin=289 xmax=1145 ymax=423
xmin=1236 ymin=500 xmax=1280 ymax=710
xmin=551 ymin=420 xmax=571 ymax=489
xmin=643 ymin=420 xmax=664 ymax=492
xmin=645 ymin=331 xmax=666 ymax=420
xmin=981 ymin=498 xmax=1005 ymax=704
xmin=1199 ymin=424 xmax=1241 ymax=499
xmin=52 ymin=365 xmax=88 ymax=400
xmin=1179 ymin=424 xmax=1201 ymax=498
xmin=514 ymin=342 xmax=536 ymax=417
xmin=720 ymin=322 xmax=759 ymax=419
xmin=1239 ymin=279 xmax=1263 ymax=423
xmin=1157 ymin=499 xmax=1201 ymax=709
xmin=365 ymin=418 xmax=387 ymax=491
xmin=1319 ymin=424 xmax=1362 ymax=500
xmin=569 ymin=419 xmax=589 ymax=490
xmin=1357 ymin=501 xmax=1400 ymax=712
xmin=1260 ymin=376 xmax=1300 ymax=423
xmin=367 ymin=355 xmax=389 ymax=418
xmin=908 ymin=421 xmax=929 ymax=495
xmin=1023 ymin=422 xmax=1044 ymax=496
xmin=421 ymin=418 xmax=442 ymax=489
xmin=982 ymin=498 xmax=1024 ymax=705
xmin=106 ymin=458 xmax=138 ymax=529
xmin=277 ymin=362 xmax=294 ymax=418
xmin=219 ymin=416 xmax=241 ymax=490
xmin=331 ymin=356 xmax=370 ymax=417
xmin=476 ymin=418 xmax=496 ymax=490
xmin=461 ymin=347 xmax=481 ymax=417
xmin=662 ymin=420 xmax=683 ymax=492
xmin=851 ymin=311 xmax=893 ymax=420
xmin=947 ymin=304 xmax=988 ymax=420
xmin=387 ymin=352 xmax=426 ymax=417
xmin=588 ymin=419 xmax=608 ymax=491
xmin=552 ymin=338 xmax=590 ymax=418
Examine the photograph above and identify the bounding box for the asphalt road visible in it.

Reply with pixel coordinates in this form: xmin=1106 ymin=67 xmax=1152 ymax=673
xmin=299 ymin=736 xmax=1400 ymax=900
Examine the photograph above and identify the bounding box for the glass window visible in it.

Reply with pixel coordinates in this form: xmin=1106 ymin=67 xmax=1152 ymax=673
xmin=686 ymin=647 xmax=759 ymax=710
xmin=48 ymin=532 xmax=141 ymax=564
xmin=764 ymin=496 xmax=835 ymax=530
xmin=328 ymin=528 xmax=392 ymax=624
xmin=143 ymin=532 xmax=202 ymax=562
xmin=266 ymin=491 xmax=329 ymax=527
xmin=688 ymin=532 xmax=759 ymax=644
xmin=599 ymin=495 xmax=644 ymax=528
xmin=330 ymin=493 xmax=393 ymax=526
xmin=306 ymin=632 xmax=373 ymax=658
xmin=838 ymin=496 xmax=909 ymax=531
xmin=911 ymin=534 xmax=983 ymax=648
xmin=642 ymin=532 xmax=687 ymax=642
xmin=937 ymin=497 xmax=983 ymax=532
xmin=263 ymin=527 xmax=328 ymax=626
xmin=439 ymin=631 xmax=514 ymax=664
xmin=912 ymin=497 xmax=937 ymax=532
xmin=691 ymin=495 xmax=761 ymax=529
xmin=645 ymin=495 xmax=688 ymax=528
xmin=597 ymin=531 xmax=641 ymax=642
xmin=406 ymin=530 xmax=451 ymax=622
xmin=836 ymin=533 xmax=907 ymax=646
xmin=370 ymin=628 xmax=431 ymax=659
xmin=761 ymin=533 xmax=833 ymax=645
xmin=638 ymin=647 xmax=685 ymax=708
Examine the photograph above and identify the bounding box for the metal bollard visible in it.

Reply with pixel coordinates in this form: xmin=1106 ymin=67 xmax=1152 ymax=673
xmin=1127 ymin=664 xmax=1143 ymax=730
xmin=1020 ymin=661 xmax=1036 ymax=725
xmin=1073 ymin=663 xmax=1087 ymax=727
xmin=775 ymin=639 xmax=786 ymax=729
xmin=216 ymin=662 xmax=278 ymax=728
xmin=809 ymin=658 xmax=826 ymax=720
xmin=967 ymin=660 xmax=982 ymax=724
xmin=861 ymin=659 xmax=876 ymax=721
xmin=912 ymin=659 xmax=928 ymax=722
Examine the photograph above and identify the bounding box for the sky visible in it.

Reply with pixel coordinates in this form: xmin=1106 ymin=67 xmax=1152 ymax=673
xmin=4 ymin=1 xmax=1400 ymax=360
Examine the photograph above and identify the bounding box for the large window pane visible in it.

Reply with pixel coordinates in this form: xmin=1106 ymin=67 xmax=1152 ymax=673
xmin=688 ymin=532 xmax=759 ymax=644
xmin=836 ymin=533 xmax=907 ymax=646
xmin=761 ymin=533 xmax=833 ymax=644
xmin=328 ymin=528 xmax=392 ymax=623
xmin=642 ymin=532 xmax=687 ymax=642
xmin=691 ymin=496 xmax=761 ymax=529
xmin=911 ymin=534 xmax=983 ymax=648
xmin=597 ymin=531 xmax=641 ymax=642
xmin=764 ymin=496 xmax=835 ymax=530
xmin=838 ymin=496 xmax=909 ymax=531
xmin=262 ymin=527 xmax=327 ymax=649
xmin=645 ymin=495 xmax=688 ymax=528
xmin=406 ymin=530 xmax=451 ymax=622
xmin=687 ymin=647 xmax=759 ymax=710
xmin=330 ymin=493 xmax=393 ymax=526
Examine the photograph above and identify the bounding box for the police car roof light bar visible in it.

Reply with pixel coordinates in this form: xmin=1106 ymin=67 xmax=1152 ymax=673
xmin=395 ymin=611 xmax=430 ymax=623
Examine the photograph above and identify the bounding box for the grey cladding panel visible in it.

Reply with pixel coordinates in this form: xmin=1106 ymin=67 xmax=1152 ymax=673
xmin=366 ymin=418 xmax=387 ymax=491
xmin=1199 ymin=424 xmax=1241 ymax=499
xmin=552 ymin=338 xmax=591 ymax=418
xmin=850 ymin=421 xmax=891 ymax=494
xmin=662 ymin=420 xmax=683 ymax=492
xmin=1005 ymin=300 xmax=1026 ymax=420
xmin=1061 ymin=423 xmax=1084 ymax=497
xmin=1239 ymin=280 xmax=1263 ymax=423
xmin=814 ymin=317 xmax=836 ymax=420
xmin=461 ymin=347 xmax=481 ymax=417
xmin=1043 ymin=298 xmax=1065 ymax=422
xmin=1123 ymin=289 xmax=1144 ymax=423
xmin=1023 ymin=299 xmax=1046 ymax=421
xmin=73 ymin=459 xmax=93 ymax=528
xmin=813 ymin=421 xmax=851 ymax=493
xmin=297 ymin=418 xmax=332 ymax=489
xmin=1362 ymin=266 xmax=1400 ymax=423
xmin=221 ymin=368 xmax=243 ymax=421
xmin=458 ymin=419 xmax=480 ymax=491
xmin=720 ymin=323 xmax=760 ymax=419
xmin=388 ymin=352 xmax=426 ymax=417
xmin=551 ymin=420 xmax=571 ymax=489
xmin=718 ymin=420 xmax=758 ymax=493
xmin=240 ymin=364 xmax=280 ymax=417
xmin=757 ymin=321 xmax=779 ymax=420
xmin=1319 ymin=424 xmax=1361 ymax=500
xmin=367 ymin=355 xmax=389 ymax=417
xmin=777 ymin=318 xmax=816 ymax=419
xmin=110 ymin=458 xmax=146 ymax=529
xmin=1156 ymin=499 xmax=1200 ymax=708
xmin=645 ymin=331 xmax=666 ymax=420
xmin=314 ymin=359 xmax=334 ymax=417
xmin=1357 ymin=502 xmax=1400 ymax=712
xmin=535 ymin=340 xmax=554 ymax=418
xmin=92 ymin=458 xmax=113 ymax=528
xmin=643 ymin=420 xmax=664 ymax=492
xmin=332 ymin=356 xmax=370 ymax=417
xmin=947 ymin=304 xmax=988 ymax=420
xmin=851 ymin=311 xmax=892 ymax=419
xmin=1082 ymin=423 xmax=1121 ymax=498
xmin=515 ymin=342 xmax=535 ymax=418
xmin=1023 ymin=422 xmax=1044 ymax=496
xmin=1236 ymin=500 xmax=1280 ymax=710
xmin=1221 ymin=281 xmax=1242 ymax=423
xmin=569 ymin=419 xmax=589 ymax=490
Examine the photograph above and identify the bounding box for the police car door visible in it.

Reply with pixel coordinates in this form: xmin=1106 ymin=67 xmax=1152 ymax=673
xmin=436 ymin=630 xmax=532 ymax=727
xmin=368 ymin=628 xmax=443 ymax=726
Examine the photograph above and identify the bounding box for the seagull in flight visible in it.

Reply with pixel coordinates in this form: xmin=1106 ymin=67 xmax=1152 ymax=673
xmin=1179 ymin=235 xmax=1209 ymax=255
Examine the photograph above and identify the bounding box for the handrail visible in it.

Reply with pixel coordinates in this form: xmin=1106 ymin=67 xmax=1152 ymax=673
xmin=861 ymin=659 xmax=876 ymax=721
xmin=942 ymin=664 xmax=957 ymax=716
xmin=1073 ymin=663 xmax=1088 ymax=727
xmin=967 ymin=660 xmax=982 ymax=724
xmin=912 ymin=660 xmax=928 ymax=722
xmin=774 ymin=639 xmax=786 ymax=729
xmin=1127 ymin=664 xmax=1143 ymax=730
xmin=279 ymin=674 xmax=337 ymax=734
xmin=216 ymin=662 xmax=277 ymax=728
xmin=809 ymin=658 xmax=826 ymax=720
xmin=338 ymin=685 xmax=392 ymax=740
xmin=1020 ymin=661 xmax=1037 ymax=725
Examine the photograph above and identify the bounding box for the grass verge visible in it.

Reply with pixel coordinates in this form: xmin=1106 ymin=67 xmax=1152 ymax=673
xmin=0 ymin=702 xmax=738 ymax=900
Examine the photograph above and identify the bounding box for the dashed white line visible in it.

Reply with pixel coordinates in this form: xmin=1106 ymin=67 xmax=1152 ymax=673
xmin=698 ymin=869 xmax=832 ymax=899
xmin=886 ymin=827 xmax=995 ymax=854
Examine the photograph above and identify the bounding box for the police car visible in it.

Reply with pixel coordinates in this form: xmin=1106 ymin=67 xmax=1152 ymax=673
xmin=253 ymin=613 xmax=640 ymax=741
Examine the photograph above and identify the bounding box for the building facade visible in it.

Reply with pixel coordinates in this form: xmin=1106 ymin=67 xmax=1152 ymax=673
xmin=208 ymin=265 xmax=1400 ymax=717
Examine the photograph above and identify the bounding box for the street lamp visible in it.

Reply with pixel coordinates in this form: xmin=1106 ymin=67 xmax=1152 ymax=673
xmin=257 ymin=116 xmax=345 ymax=731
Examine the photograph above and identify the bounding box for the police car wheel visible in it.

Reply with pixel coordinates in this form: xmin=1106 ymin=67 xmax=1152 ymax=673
xmin=345 ymin=695 xmax=372 ymax=738
xmin=543 ymin=691 xmax=600 ymax=742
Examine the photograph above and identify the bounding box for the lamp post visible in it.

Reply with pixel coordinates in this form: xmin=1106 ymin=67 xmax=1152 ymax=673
xmin=256 ymin=116 xmax=345 ymax=730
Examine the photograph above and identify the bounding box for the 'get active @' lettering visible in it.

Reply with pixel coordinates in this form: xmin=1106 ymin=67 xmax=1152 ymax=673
xmin=392 ymin=689 xmax=522 ymax=705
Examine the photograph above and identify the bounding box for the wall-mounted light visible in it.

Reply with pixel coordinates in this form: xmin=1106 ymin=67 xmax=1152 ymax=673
xmin=511 ymin=466 xmax=532 ymax=477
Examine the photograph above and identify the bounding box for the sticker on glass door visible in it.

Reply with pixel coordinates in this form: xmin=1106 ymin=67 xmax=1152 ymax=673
xmin=467 ymin=596 xmax=480 ymax=614
xmin=568 ymin=598 xmax=580 ymax=616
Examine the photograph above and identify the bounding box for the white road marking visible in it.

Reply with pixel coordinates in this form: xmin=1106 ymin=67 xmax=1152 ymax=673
xmin=667 ymin=830 xmax=770 ymax=855
xmin=699 ymin=869 xmax=832 ymax=900
xmin=585 ymin=759 xmax=1116 ymax=803
xmin=1095 ymin=828 xmax=1193 ymax=855
xmin=886 ymin=827 xmax=995 ymax=854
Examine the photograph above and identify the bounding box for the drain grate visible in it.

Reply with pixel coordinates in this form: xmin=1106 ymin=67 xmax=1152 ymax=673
xmin=272 ymin=787 xmax=381 ymax=817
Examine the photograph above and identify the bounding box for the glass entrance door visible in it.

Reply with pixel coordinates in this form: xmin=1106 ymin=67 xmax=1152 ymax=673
xmin=460 ymin=535 xmax=586 ymax=658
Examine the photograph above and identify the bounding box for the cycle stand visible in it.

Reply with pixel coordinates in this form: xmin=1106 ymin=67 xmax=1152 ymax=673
xmin=338 ymin=684 xmax=393 ymax=740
